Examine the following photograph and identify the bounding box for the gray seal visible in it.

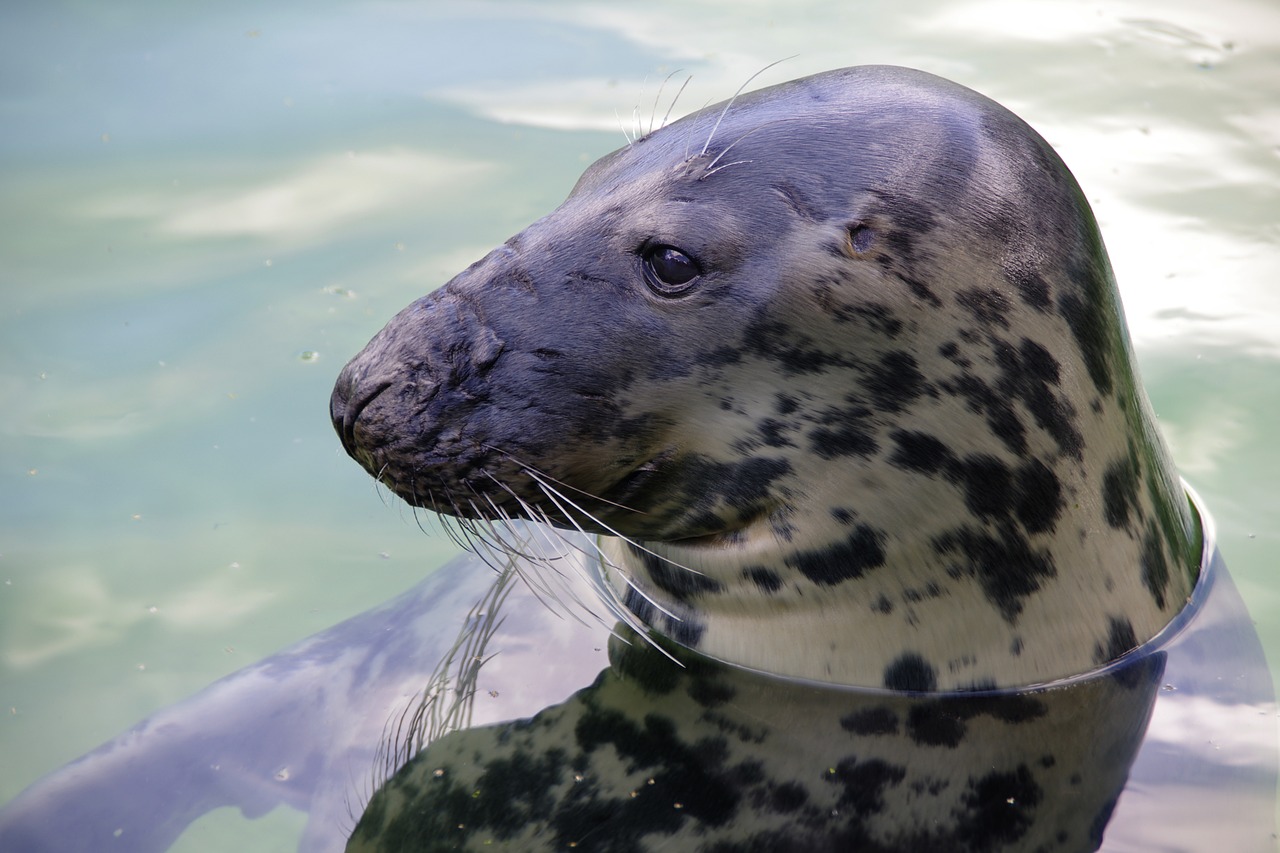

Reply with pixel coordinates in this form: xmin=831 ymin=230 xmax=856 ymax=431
xmin=330 ymin=65 xmax=1201 ymax=691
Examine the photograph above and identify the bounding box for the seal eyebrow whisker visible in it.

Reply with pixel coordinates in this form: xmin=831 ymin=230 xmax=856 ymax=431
xmin=702 ymin=159 xmax=753 ymax=180
xmin=683 ymin=96 xmax=716 ymax=161
xmin=703 ymin=119 xmax=790 ymax=174
xmin=652 ymin=70 xmax=692 ymax=137
xmin=700 ymin=55 xmax=796 ymax=156
xmin=615 ymin=107 xmax=635 ymax=146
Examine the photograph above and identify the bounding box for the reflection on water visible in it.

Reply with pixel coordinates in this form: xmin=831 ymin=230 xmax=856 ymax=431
xmin=2 ymin=0 xmax=1278 ymax=848
xmin=0 ymin=529 xmax=1272 ymax=851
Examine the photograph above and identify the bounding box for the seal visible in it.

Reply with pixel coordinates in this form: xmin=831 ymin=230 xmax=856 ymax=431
xmin=330 ymin=65 xmax=1202 ymax=691
xmin=0 ymin=67 xmax=1272 ymax=853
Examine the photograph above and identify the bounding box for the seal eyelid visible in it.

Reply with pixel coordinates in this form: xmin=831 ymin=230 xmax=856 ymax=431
xmin=640 ymin=243 xmax=702 ymax=296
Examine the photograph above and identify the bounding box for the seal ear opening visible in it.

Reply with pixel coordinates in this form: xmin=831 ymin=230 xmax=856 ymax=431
xmin=845 ymin=222 xmax=877 ymax=256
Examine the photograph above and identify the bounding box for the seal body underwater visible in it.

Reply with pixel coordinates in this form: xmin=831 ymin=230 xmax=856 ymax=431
xmin=328 ymin=66 xmax=1276 ymax=851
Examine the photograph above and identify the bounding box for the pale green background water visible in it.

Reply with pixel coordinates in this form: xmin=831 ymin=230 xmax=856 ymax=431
xmin=3 ymin=0 xmax=1278 ymax=847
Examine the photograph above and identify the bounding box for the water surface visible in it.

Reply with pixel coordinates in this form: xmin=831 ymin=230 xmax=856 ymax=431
xmin=3 ymin=0 xmax=1278 ymax=847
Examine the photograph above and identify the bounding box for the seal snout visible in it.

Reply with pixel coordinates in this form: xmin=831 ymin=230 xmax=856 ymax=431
xmin=329 ymin=361 xmax=393 ymax=463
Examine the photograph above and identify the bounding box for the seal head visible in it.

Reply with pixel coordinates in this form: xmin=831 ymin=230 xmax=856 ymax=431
xmin=331 ymin=65 xmax=1200 ymax=690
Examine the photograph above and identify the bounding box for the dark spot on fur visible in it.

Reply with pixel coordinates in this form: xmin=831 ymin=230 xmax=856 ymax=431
xmin=787 ymin=524 xmax=887 ymax=585
xmin=673 ymin=456 xmax=793 ymax=534
xmin=622 ymin=587 xmax=705 ymax=648
xmin=955 ymin=766 xmax=1043 ymax=848
xmin=628 ymin=543 xmax=723 ymax=600
xmin=906 ymin=703 xmax=967 ymax=747
xmin=699 ymin=346 xmax=743 ymax=368
xmin=1006 ymin=266 xmax=1051 ymax=311
xmin=744 ymin=318 xmax=851 ymax=374
xmin=943 ymin=454 xmax=1062 ymax=534
xmin=1018 ymin=338 xmax=1060 ymax=385
xmin=889 ymin=429 xmax=955 ymax=474
xmin=1140 ymin=521 xmax=1171 ymax=610
xmin=1058 ymin=265 xmax=1116 ymax=396
xmin=883 ymin=653 xmax=937 ymax=692
xmin=957 ymin=288 xmax=1012 ymax=329
xmin=823 ymin=757 xmax=907 ymax=817
xmin=872 ymin=594 xmax=894 ymax=614
xmin=751 ymin=781 xmax=808 ymax=814
xmin=933 ymin=525 xmax=1056 ymax=622
xmin=830 ymin=301 xmax=904 ymax=338
xmin=1102 ymin=452 xmax=1141 ymax=530
xmin=743 ymin=567 xmax=783 ymax=593
xmin=808 ymin=402 xmax=878 ymax=459
xmin=774 ymin=394 xmax=799 ymax=415
xmin=689 ymin=677 xmax=736 ymax=709
xmin=1094 ymin=616 xmax=1138 ymax=666
xmin=941 ymin=373 xmax=1028 ymax=456
xmin=756 ymin=418 xmax=795 ymax=448
xmin=953 ymin=455 xmax=1014 ymax=519
xmin=840 ymin=706 xmax=900 ymax=735
xmin=571 ymin=710 xmax=741 ymax=833
xmin=993 ymin=337 xmax=1083 ymax=459
xmin=907 ymin=693 xmax=1049 ymax=748
xmin=899 ymin=273 xmax=943 ymax=307
xmin=1014 ymin=460 xmax=1063 ymax=534
xmin=862 ymin=351 xmax=926 ymax=412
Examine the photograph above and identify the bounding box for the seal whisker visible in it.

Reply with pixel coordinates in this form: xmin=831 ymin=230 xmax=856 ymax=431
xmin=524 ymin=468 xmax=706 ymax=580
xmin=705 ymin=122 xmax=779 ymax=169
xmin=699 ymin=56 xmax=796 ymax=156
xmin=478 ymin=443 xmax=650 ymax=515
xmin=683 ymin=96 xmax=716 ymax=161
xmin=527 ymin=475 xmax=688 ymax=629
xmin=648 ymin=69 xmax=690 ymax=137
xmin=458 ymin=491 xmax=601 ymax=626
xmin=701 ymin=159 xmax=752 ymax=179
xmin=615 ymin=107 xmax=635 ymax=145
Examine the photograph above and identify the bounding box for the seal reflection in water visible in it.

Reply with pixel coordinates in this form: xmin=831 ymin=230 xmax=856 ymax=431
xmin=331 ymin=67 xmax=1274 ymax=850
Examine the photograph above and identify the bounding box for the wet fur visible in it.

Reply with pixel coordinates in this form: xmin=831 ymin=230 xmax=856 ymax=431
xmin=331 ymin=65 xmax=1201 ymax=691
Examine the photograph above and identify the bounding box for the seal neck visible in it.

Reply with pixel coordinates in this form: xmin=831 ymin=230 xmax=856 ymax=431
xmin=598 ymin=486 xmax=1205 ymax=691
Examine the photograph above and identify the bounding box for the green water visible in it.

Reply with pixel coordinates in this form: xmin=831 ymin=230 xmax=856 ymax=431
xmin=3 ymin=0 xmax=1278 ymax=847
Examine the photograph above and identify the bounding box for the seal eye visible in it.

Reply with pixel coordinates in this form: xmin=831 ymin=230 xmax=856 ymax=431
xmin=642 ymin=245 xmax=701 ymax=295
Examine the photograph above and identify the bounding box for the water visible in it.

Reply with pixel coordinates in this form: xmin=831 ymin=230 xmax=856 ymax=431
xmin=2 ymin=0 xmax=1278 ymax=848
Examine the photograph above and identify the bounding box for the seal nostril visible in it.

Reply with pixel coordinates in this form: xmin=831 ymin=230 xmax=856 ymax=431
xmin=331 ymin=376 xmax=392 ymax=459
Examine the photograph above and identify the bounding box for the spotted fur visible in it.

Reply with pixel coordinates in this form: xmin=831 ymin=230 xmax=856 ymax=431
xmin=331 ymin=65 xmax=1201 ymax=691
xmin=348 ymin=620 xmax=1165 ymax=852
